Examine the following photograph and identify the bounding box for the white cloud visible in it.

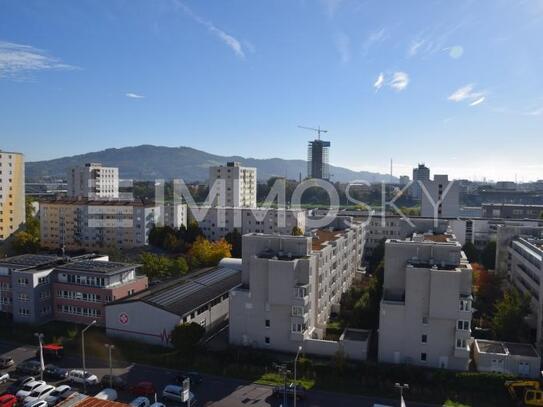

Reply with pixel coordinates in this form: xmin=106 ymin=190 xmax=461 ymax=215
xmin=448 ymin=84 xmax=486 ymax=106
xmin=373 ymin=72 xmax=384 ymax=90
xmin=408 ymin=40 xmax=425 ymax=57
xmin=389 ymin=71 xmax=409 ymax=91
xmin=174 ymin=1 xmax=245 ymax=58
xmin=126 ymin=92 xmax=144 ymax=99
xmin=0 ymin=41 xmax=76 ymax=79
xmin=335 ymin=32 xmax=351 ymax=64
xmin=448 ymin=45 xmax=464 ymax=59
xmin=362 ymin=28 xmax=388 ymax=54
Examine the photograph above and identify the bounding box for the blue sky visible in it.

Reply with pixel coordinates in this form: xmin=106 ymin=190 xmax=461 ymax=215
xmin=0 ymin=0 xmax=542 ymax=181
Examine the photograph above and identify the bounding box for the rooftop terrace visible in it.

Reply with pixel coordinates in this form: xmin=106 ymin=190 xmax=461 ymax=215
xmin=55 ymin=260 xmax=139 ymax=275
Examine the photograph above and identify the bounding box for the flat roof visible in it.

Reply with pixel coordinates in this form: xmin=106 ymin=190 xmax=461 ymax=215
xmin=476 ymin=339 xmax=540 ymax=358
xmin=312 ymin=228 xmax=346 ymax=250
xmin=39 ymin=198 xmax=155 ymax=207
xmin=477 ymin=340 xmax=507 ymax=354
xmin=505 ymin=342 xmax=540 ymax=357
xmin=110 ymin=267 xmax=241 ymax=317
xmin=55 ymin=260 xmax=139 ymax=275
xmin=57 ymin=394 xmax=128 ymax=407
xmin=0 ymin=254 xmax=61 ymax=269
xmin=342 ymin=328 xmax=371 ymax=342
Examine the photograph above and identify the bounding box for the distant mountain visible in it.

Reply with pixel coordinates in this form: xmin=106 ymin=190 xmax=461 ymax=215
xmin=25 ymin=145 xmax=396 ymax=183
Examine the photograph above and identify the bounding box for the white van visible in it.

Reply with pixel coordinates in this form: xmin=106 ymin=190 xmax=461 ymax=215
xmin=68 ymin=370 xmax=98 ymax=386
xmin=162 ymin=385 xmax=195 ymax=404
xmin=94 ymin=389 xmax=118 ymax=401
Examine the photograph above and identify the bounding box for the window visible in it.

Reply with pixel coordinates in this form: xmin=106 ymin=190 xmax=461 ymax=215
xmin=421 ymin=352 xmax=427 ymax=362
xmin=265 ymin=337 xmax=270 ymax=344
xmin=457 ymin=320 xmax=470 ymax=330
xmin=456 ymin=338 xmax=467 ymax=348
xmin=460 ymin=299 xmax=471 ymax=311
xmin=265 ymin=319 xmax=270 ymax=328
xmin=421 ymin=334 xmax=427 ymax=344
xmin=17 ymin=277 xmax=29 ymax=286
xmin=18 ymin=293 xmax=29 ymax=302
xmin=292 ymin=306 xmax=305 ymax=317
xmin=18 ymin=308 xmax=31 ymax=317
xmin=422 ymin=316 xmax=429 ymax=325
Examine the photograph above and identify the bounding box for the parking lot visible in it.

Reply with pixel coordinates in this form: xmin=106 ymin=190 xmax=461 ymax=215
xmin=0 ymin=341 xmax=436 ymax=407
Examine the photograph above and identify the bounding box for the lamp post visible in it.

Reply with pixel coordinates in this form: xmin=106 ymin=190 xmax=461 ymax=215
xmin=273 ymin=363 xmax=291 ymax=407
xmin=81 ymin=320 xmax=97 ymax=394
xmin=34 ymin=333 xmax=44 ymax=381
xmin=293 ymin=345 xmax=303 ymax=407
xmin=104 ymin=344 xmax=115 ymax=388
xmin=395 ymin=382 xmax=409 ymax=406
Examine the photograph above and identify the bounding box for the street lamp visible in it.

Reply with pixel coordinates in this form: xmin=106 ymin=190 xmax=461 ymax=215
xmin=104 ymin=344 xmax=115 ymax=388
xmin=293 ymin=345 xmax=303 ymax=407
xmin=81 ymin=320 xmax=97 ymax=394
xmin=395 ymin=383 xmax=409 ymax=406
xmin=273 ymin=363 xmax=291 ymax=407
xmin=34 ymin=333 xmax=44 ymax=381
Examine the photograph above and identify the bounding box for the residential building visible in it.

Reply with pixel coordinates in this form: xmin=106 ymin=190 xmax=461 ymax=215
xmin=105 ymin=262 xmax=241 ymax=346
xmin=307 ymin=139 xmax=331 ymax=180
xmin=378 ymin=231 xmax=473 ymax=370
xmin=410 ymin=163 xmax=430 ymax=200
xmin=420 ymin=174 xmax=460 ymax=218
xmin=474 ymin=339 xmax=541 ymax=378
xmin=67 ymin=163 xmax=119 ymax=199
xmin=39 ymin=198 xmax=187 ymax=251
xmin=229 ymin=217 xmax=367 ymax=357
xmin=53 ymin=259 xmax=148 ymax=325
xmin=190 ymin=206 xmax=306 ymax=241
xmin=0 ymin=150 xmax=25 ymax=241
xmin=0 ymin=253 xmax=147 ymax=326
xmin=399 ymin=175 xmax=410 ymax=186
xmin=208 ymin=162 xmax=257 ymax=208
xmin=482 ymin=203 xmax=543 ymax=220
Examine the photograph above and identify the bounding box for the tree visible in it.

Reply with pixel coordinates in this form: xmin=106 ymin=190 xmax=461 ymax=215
xmin=189 ymin=237 xmax=231 ymax=267
xmin=224 ymin=228 xmax=242 ymax=258
xmin=12 ymin=231 xmax=40 ymax=254
xmin=480 ymin=241 xmax=497 ymax=270
xmin=473 ymin=264 xmax=503 ymax=319
xmin=367 ymin=239 xmax=385 ymax=274
xmin=291 ymin=226 xmax=304 ymax=236
xmin=139 ymin=252 xmax=173 ymax=280
xmin=491 ymin=288 xmax=531 ymax=342
xmin=170 ymin=322 xmax=205 ymax=352
xmin=171 ymin=257 xmax=189 ymax=276
xmin=462 ymin=242 xmax=480 ymax=264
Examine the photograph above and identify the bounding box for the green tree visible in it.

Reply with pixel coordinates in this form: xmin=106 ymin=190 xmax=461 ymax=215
xmin=170 ymin=322 xmax=205 ymax=352
xmin=189 ymin=237 xmax=231 ymax=267
xmin=481 ymin=241 xmax=497 ymax=270
xmin=291 ymin=226 xmax=304 ymax=236
xmin=139 ymin=252 xmax=173 ymax=280
xmin=462 ymin=242 xmax=480 ymax=263
xmin=491 ymin=288 xmax=531 ymax=342
xmin=224 ymin=228 xmax=242 ymax=258
xmin=367 ymin=239 xmax=385 ymax=274
xmin=12 ymin=231 xmax=40 ymax=254
xmin=170 ymin=257 xmax=189 ymax=276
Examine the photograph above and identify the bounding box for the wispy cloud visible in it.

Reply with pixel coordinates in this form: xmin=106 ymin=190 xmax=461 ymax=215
xmin=0 ymin=41 xmax=76 ymax=80
xmin=173 ymin=1 xmax=245 ymax=59
xmin=448 ymin=84 xmax=486 ymax=106
xmin=126 ymin=92 xmax=144 ymax=99
xmin=335 ymin=32 xmax=351 ymax=64
xmin=524 ymin=106 xmax=543 ymax=116
xmin=373 ymin=72 xmax=384 ymax=91
xmin=390 ymin=72 xmax=409 ymax=91
xmin=321 ymin=0 xmax=343 ymax=17
xmin=407 ymin=40 xmax=425 ymax=57
xmin=362 ymin=28 xmax=388 ymax=55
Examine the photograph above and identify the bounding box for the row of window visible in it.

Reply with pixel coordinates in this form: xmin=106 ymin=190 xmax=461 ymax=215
xmin=57 ymin=304 xmax=102 ymax=317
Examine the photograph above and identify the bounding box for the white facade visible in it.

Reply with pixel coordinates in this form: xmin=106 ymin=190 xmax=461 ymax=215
xmin=229 ymin=217 xmax=366 ymax=355
xmin=67 ymin=163 xmax=119 ymax=199
xmin=208 ymin=162 xmax=257 ymax=208
xmin=0 ymin=150 xmax=25 ymax=241
xmin=420 ymin=175 xmax=460 ymax=218
xmin=190 ymin=206 xmax=306 ymax=241
xmin=378 ymin=232 xmax=473 ymax=371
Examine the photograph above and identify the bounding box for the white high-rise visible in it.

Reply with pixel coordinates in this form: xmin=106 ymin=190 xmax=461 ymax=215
xmin=208 ymin=162 xmax=256 ymax=208
xmin=0 ymin=150 xmax=25 ymax=241
xmin=67 ymin=163 xmax=119 ymax=199
xmin=420 ymin=174 xmax=460 ymax=218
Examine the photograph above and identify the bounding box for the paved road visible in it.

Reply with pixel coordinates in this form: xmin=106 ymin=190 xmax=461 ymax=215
xmin=0 ymin=341 xmax=436 ymax=407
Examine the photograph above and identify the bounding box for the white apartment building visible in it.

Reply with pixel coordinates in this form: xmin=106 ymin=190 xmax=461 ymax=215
xmin=229 ymin=217 xmax=366 ymax=357
xmin=0 ymin=150 xmax=25 ymax=241
xmin=67 ymin=163 xmax=119 ymax=199
xmin=496 ymin=225 xmax=543 ymax=350
xmin=421 ymin=175 xmax=460 ymax=218
xmin=379 ymin=231 xmax=473 ymax=370
xmin=40 ymin=198 xmax=187 ymax=251
xmin=208 ymin=162 xmax=257 ymax=208
xmin=190 ymin=206 xmax=306 ymax=241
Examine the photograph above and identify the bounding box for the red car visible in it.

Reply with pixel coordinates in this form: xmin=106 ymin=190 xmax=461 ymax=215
xmin=0 ymin=394 xmax=17 ymax=407
xmin=131 ymin=382 xmax=156 ymax=397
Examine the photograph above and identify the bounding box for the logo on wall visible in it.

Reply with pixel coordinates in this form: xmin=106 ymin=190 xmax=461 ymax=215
xmin=119 ymin=312 xmax=129 ymax=325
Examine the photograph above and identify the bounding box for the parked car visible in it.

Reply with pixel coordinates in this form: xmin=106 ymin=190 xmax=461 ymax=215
xmin=16 ymin=361 xmax=42 ymax=376
xmin=24 ymin=385 xmax=55 ymax=406
xmin=0 ymin=373 xmax=9 ymax=385
xmin=67 ymin=370 xmax=98 ymax=386
xmin=272 ymin=383 xmax=306 ymax=400
xmin=162 ymin=385 xmax=195 ymax=405
xmin=0 ymin=394 xmax=16 ymax=407
xmin=44 ymin=365 xmax=68 ymax=380
xmin=0 ymin=357 xmax=14 ymax=369
xmin=175 ymin=372 xmax=202 ymax=387
xmin=94 ymin=389 xmax=117 ymax=401
xmin=44 ymin=385 xmax=71 ymax=406
xmin=131 ymin=382 xmax=156 ymax=397
xmin=16 ymin=382 xmax=46 ymax=401
xmin=100 ymin=375 xmax=128 ymax=390
xmin=129 ymin=397 xmax=150 ymax=407
xmin=26 ymin=401 xmax=48 ymax=407
xmin=6 ymin=376 xmax=35 ymax=394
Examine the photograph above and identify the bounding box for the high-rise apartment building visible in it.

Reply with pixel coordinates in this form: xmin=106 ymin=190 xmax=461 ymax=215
xmin=420 ymin=174 xmax=460 ymax=218
xmin=67 ymin=163 xmax=119 ymax=199
xmin=208 ymin=162 xmax=257 ymax=208
xmin=307 ymin=139 xmax=331 ymax=180
xmin=0 ymin=150 xmax=25 ymax=241
xmin=410 ymin=163 xmax=430 ymax=200
xmin=378 ymin=231 xmax=473 ymax=370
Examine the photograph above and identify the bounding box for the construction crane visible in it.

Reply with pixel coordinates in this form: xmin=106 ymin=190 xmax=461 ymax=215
xmin=298 ymin=125 xmax=328 ymax=141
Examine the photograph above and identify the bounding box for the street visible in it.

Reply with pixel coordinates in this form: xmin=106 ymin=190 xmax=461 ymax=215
xmin=0 ymin=341 xmax=436 ymax=407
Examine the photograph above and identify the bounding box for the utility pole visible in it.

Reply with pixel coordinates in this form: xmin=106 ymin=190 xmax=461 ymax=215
xmin=293 ymin=345 xmax=303 ymax=407
xmin=34 ymin=333 xmax=44 ymax=381
xmin=104 ymin=344 xmax=115 ymax=388
xmin=81 ymin=320 xmax=97 ymax=394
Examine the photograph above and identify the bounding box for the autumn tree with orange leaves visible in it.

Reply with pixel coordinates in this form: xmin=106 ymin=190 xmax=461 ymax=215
xmin=189 ymin=236 xmax=232 ymax=268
